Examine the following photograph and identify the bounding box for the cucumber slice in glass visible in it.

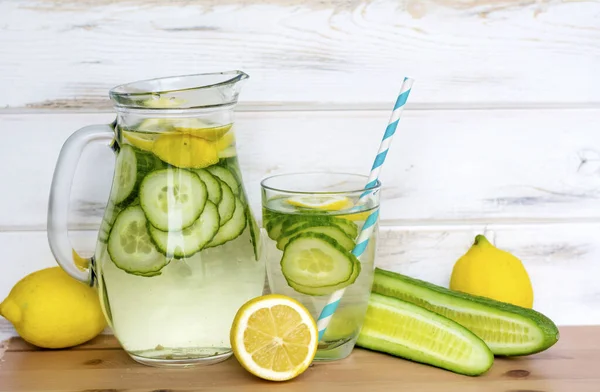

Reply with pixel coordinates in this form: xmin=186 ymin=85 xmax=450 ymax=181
xmin=207 ymin=166 xmax=240 ymax=195
xmin=357 ymin=293 xmax=494 ymax=376
xmin=277 ymin=225 xmax=355 ymax=252
xmin=281 ymin=232 xmax=358 ymax=288
xmin=206 ymin=198 xmax=248 ymax=248
xmin=139 ymin=168 xmax=207 ymax=232
xmin=287 ymin=258 xmax=361 ymax=296
xmin=194 ymin=169 xmax=222 ymax=205
xmin=372 ymin=268 xmax=560 ymax=356
xmin=107 ymin=206 xmax=169 ymax=276
xmin=148 ymin=201 xmax=220 ymax=258
xmin=216 ymin=178 xmax=235 ymax=225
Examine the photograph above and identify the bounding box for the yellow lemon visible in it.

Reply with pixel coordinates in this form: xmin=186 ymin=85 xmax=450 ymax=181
xmin=152 ymin=132 xmax=219 ymax=169
xmin=287 ymin=195 xmax=354 ymax=211
xmin=450 ymin=235 xmax=534 ymax=308
xmin=0 ymin=267 xmax=107 ymax=349
xmin=122 ymin=130 xmax=157 ymax=152
xmin=230 ymin=294 xmax=318 ymax=382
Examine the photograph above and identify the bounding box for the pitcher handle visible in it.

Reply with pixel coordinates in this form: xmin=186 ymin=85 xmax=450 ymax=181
xmin=47 ymin=124 xmax=116 ymax=285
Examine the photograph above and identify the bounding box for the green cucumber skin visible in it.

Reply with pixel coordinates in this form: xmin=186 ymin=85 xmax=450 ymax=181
xmin=372 ymin=268 xmax=560 ymax=356
xmin=357 ymin=293 xmax=494 ymax=377
xmin=281 ymin=232 xmax=360 ymax=289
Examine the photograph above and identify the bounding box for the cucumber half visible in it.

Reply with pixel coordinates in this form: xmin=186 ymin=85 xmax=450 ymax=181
xmin=281 ymin=232 xmax=359 ymax=289
xmin=107 ymin=206 xmax=169 ymax=276
xmin=139 ymin=168 xmax=208 ymax=232
xmin=357 ymin=293 xmax=494 ymax=376
xmin=372 ymin=268 xmax=560 ymax=356
xmin=148 ymin=201 xmax=220 ymax=258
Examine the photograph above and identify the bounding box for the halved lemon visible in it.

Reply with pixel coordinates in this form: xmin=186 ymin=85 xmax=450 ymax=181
xmin=152 ymin=133 xmax=219 ymax=169
xmin=286 ymin=195 xmax=354 ymax=211
xmin=230 ymin=294 xmax=318 ymax=382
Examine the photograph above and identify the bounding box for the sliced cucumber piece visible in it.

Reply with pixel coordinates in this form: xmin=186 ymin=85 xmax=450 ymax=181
xmin=107 ymin=206 xmax=169 ymax=276
xmin=194 ymin=169 xmax=222 ymax=205
xmin=287 ymin=259 xmax=361 ymax=296
xmin=277 ymin=225 xmax=355 ymax=252
xmin=216 ymin=178 xmax=235 ymax=225
xmin=372 ymin=268 xmax=560 ymax=356
xmin=139 ymin=168 xmax=207 ymax=232
xmin=246 ymin=205 xmax=262 ymax=261
xmin=206 ymin=198 xmax=247 ymax=248
xmin=281 ymin=232 xmax=358 ymax=288
xmin=110 ymin=145 xmax=158 ymax=206
xmin=266 ymin=217 xmax=286 ymax=240
xmin=331 ymin=217 xmax=359 ymax=239
xmin=357 ymin=293 xmax=494 ymax=376
xmin=148 ymin=201 xmax=220 ymax=258
xmin=99 ymin=201 xmax=122 ymax=244
xmin=207 ymin=166 xmax=240 ymax=195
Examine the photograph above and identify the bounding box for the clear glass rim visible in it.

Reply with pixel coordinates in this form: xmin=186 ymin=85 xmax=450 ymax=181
xmin=260 ymin=171 xmax=381 ymax=195
xmin=109 ymin=70 xmax=249 ymax=98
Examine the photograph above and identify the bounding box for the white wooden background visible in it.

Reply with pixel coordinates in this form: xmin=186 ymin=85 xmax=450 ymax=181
xmin=0 ymin=0 xmax=599 ymax=342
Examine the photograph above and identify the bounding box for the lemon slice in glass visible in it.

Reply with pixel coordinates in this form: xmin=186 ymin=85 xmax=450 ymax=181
xmin=286 ymin=195 xmax=354 ymax=211
xmin=230 ymin=294 xmax=318 ymax=382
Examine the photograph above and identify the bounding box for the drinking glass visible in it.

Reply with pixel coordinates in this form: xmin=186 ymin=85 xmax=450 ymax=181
xmin=261 ymin=172 xmax=380 ymax=361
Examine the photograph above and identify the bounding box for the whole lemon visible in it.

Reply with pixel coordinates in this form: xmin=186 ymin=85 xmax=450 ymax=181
xmin=0 ymin=266 xmax=107 ymax=348
xmin=450 ymin=235 xmax=534 ymax=308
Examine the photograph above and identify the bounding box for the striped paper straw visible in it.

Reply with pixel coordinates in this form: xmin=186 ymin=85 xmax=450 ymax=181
xmin=316 ymin=77 xmax=415 ymax=341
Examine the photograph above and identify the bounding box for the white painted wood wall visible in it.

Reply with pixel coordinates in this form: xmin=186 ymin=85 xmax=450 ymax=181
xmin=0 ymin=0 xmax=599 ymax=339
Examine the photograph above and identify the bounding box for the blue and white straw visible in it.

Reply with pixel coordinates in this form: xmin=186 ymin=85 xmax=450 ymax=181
xmin=316 ymin=77 xmax=415 ymax=341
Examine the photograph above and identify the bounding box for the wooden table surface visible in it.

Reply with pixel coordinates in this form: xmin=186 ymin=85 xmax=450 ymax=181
xmin=1 ymin=326 xmax=598 ymax=392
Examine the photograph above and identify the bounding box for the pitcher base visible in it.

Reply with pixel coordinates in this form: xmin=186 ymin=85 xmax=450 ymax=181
xmin=129 ymin=347 xmax=233 ymax=367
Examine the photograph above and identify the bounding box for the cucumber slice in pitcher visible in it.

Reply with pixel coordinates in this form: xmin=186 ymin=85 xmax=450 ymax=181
xmin=194 ymin=169 xmax=222 ymax=205
xmin=277 ymin=225 xmax=355 ymax=252
xmin=110 ymin=144 xmax=158 ymax=206
xmin=216 ymin=178 xmax=236 ymax=226
xmin=246 ymin=205 xmax=262 ymax=261
xmin=371 ymin=268 xmax=560 ymax=356
xmin=148 ymin=201 xmax=220 ymax=258
xmin=281 ymin=232 xmax=358 ymax=289
xmin=107 ymin=206 xmax=169 ymax=276
xmin=206 ymin=198 xmax=248 ymax=248
xmin=357 ymin=293 xmax=494 ymax=376
xmin=207 ymin=166 xmax=240 ymax=195
xmin=139 ymin=168 xmax=207 ymax=232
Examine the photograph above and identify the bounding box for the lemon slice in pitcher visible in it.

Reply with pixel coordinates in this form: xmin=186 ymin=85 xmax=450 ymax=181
xmin=122 ymin=131 xmax=158 ymax=152
xmin=230 ymin=294 xmax=318 ymax=381
xmin=152 ymin=133 xmax=219 ymax=168
xmin=286 ymin=195 xmax=354 ymax=211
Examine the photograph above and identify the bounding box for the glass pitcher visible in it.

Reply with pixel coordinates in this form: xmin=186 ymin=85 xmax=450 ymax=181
xmin=47 ymin=71 xmax=265 ymax=367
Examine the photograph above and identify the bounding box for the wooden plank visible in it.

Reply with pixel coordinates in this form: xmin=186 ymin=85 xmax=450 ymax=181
xmin=1 ymin=108 xmax=599 ymax=229
xmin=1 ymin=221 xmax=599 ymax=330
xmin=0 ymin=326 xmax=599 ymax=392
xmin=1 ymin=1 xmax=599 ymax=110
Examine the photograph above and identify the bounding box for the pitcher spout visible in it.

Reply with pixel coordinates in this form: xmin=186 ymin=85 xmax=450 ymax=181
xmin=109 ymin=71 xmax=249 ymax=111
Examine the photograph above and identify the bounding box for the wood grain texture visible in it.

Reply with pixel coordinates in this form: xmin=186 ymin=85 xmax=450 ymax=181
xmin=1 ymin=326 xmax=598 ymax=392
xmin=1 ymin=108 xmax=599 ymax=229
xmin=1 ymin=0 xmax=599 ymax=110
xmin=1 ymin=221 xmax=599 ymax=330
